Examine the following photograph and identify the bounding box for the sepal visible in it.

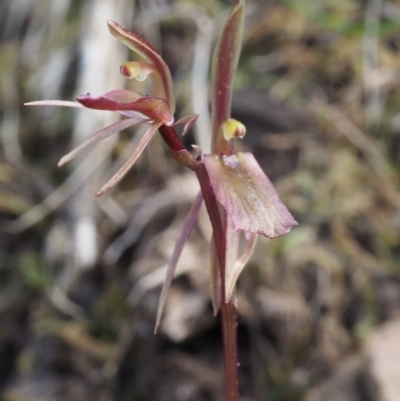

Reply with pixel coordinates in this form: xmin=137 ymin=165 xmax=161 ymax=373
xmin=77 ymin=90 xmax=173 ymax=124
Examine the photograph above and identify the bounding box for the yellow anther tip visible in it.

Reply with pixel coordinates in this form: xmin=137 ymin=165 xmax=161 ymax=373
xmin=120 ymin=63 xmax=132 ymax=77
xmin=222 ymin=118 xmax=246 ymax=140
xmin=120 ymin=61 xmax=152 ymax=81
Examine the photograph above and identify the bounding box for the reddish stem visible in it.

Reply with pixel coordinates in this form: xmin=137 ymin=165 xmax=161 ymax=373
xmin=195 ymin=164 xmax=226 ymax=298
xmin=158 ymin=124 xmax=186 ymax=152
xmin=221 ymin=300 xmax=240 ymax=401
xmin=159 ymin=123 xmax=240 ymax=401
xmin=196 ymin=163 xmax=240 ymax=401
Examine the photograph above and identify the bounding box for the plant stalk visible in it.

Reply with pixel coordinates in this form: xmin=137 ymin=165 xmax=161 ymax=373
xmin=196 ymin=163 xmax=240 ymax=401
xmin=159 ymin=123 xmax=240 ymax=401
xmin=221 ymin=299 xmax=240 ymax=401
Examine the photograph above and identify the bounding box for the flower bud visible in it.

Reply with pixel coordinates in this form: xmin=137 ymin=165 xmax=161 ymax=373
xmin=221 ymin=118 xmax=246 ymax=141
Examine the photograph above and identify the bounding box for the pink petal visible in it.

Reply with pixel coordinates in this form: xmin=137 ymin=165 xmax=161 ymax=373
xmin=203 ymin=152 xmax=298 ymax=238
xmin=107 ymin=21 xmax=175 ymax=114
xmin=211 ymin=0 xmax=244 ymax=151
xmin=58 ymin=117 xmax=145 ymax=167
xmin=24 ymin=100 xmax=84 ymax=108
xmin=77 ymin=90 xmax=173 ymax=124
xmin=155 ymin=192 xmax=203 ymax=333
xmin=95 ymin=122 xmax=163 ymax=196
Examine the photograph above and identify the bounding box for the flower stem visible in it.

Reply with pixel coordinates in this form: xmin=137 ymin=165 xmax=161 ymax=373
xmin=159 ymin=124 xmax=240 ymax=401
xmin=158 ymin=124 xmax=186 ymax=152
xmin=196 ymin=163 xmax=240 ymax=401
xmin=195 ymin=164 xmax=226 ymax=297
xmin=221 ymin=299 xmax=240 ymax=401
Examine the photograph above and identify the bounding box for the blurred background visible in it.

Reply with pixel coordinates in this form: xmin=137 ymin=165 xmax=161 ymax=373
xmin=0 ymin=0 xmax=400 ymax=400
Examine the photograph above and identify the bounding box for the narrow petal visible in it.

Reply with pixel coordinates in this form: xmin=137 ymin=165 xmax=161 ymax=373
xmin=77 ymin=90 xmax=173 ymax=124
xmin=225 ymin=231 xmax=258 ymax=301
xmin=211 ymin=0 xmax=245 ymax=151
xmin=225 ymin=215 xmax=239 ymax=282
xmin=172 ymin=114 xmax=199 ymax=136
xmin=107 ymin=20 xmax=175 ymax=114
xmin=24 ymin=100 xmax=84 ymax=108
xmin=155 ymin=192 xmax=203 ymax=333
xmin=203 ymin=152 xmax=298 ymax=238
xmin=96 ymin=122 xmax=163 ymax=196
xmin=58 ymin=117 xmax=145 ymax=167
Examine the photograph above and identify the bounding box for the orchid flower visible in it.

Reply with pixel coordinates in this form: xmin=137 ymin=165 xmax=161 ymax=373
xmin=25 ymin=20 xmax=197 ymax=197
xmin=204 ymin=0 xmax=296 ymax=310
xmin=26 ymin=4 xmax=297 ymax=399
xmin=155 ymin=0 xmax=297 ymax=325
xmin=25 ymin=0 xmax=296 ymax=324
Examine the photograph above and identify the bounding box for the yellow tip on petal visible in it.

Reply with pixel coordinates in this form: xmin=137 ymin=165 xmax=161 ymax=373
xmin=221 ymin=118 xmax=246 ymax=141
